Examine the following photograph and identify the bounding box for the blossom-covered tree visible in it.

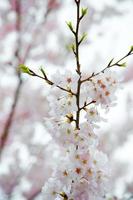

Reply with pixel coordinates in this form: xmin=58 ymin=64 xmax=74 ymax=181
xmin=19 ymin=0 xmax=133 ymax=199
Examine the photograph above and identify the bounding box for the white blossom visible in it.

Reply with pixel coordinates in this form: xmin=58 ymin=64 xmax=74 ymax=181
xmin=42 ymin=68 xmax=118 ymax=200
xmin=83 ymin=69 xmax=119 ymax=109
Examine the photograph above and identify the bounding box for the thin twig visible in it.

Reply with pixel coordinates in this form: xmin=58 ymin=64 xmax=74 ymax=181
xmin=81 ymin=51 xmax=133 ymax=84
xmin=28 ymin=70 xmax=76 ymax=96
xmin=79 ymin=100 xmax=96 ymax=111
xmin=0 ymin=0 xmax=53 ymax=156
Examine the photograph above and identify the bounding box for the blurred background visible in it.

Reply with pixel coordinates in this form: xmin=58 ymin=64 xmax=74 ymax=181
xmin=0 ymin=0 xmax=133 ymax=199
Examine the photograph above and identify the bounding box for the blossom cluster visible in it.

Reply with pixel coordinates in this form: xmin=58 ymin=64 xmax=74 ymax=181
xmin=42 ymin=69 xmax=118 ymax=200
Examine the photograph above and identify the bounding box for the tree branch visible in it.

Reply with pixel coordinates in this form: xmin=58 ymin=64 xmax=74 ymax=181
xmin=27 ymin=69 xmax=76 ymax=96
xmin=0 ymin=0 xmax=22 ymax=155
xmin=74 ymin=0 xmax=82 ymax=130
xmin=0 ymin=0 xmax=53 ymax=156
xmin=81 ymin=51 xmax=133 ymax=84
xmin=79 ymin=100 xmax=96 ymax=111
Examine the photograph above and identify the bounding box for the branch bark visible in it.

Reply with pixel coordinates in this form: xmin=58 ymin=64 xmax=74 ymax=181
xmin=0 ymin=0 xmax=22 ymax=154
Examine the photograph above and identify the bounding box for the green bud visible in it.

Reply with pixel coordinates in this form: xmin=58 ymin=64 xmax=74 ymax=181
xmin=118 ymin=62 xmax=127 ymax=67
xmin=66 ymin=21 xmax=74 ymax=32
xmin=19 ymin=64 xmax=35 ymax=75
xmin=130 ymin=45 xmax=133 ymax=52
xmin=40 ymin=67 xmax=47 ymax=78
xmin=70 ymin=43 xmax=75 ymax=51
xmin=81 ymin=7 xmax=88 ymax=17
xmin=127 ymin=45 xmax=133 ymax=55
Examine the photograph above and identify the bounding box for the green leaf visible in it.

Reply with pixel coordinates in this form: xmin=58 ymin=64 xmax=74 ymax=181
xmin=66 ymin=21 xmax=74 ymax=32
xmin=19 ymin=64 xmax=35 ymax=76
xmin=81 ymin=7 xmax=88 ymax=17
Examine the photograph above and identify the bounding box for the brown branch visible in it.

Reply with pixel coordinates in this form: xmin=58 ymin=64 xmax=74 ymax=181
xmin=72 ymin=0 xmax=88 ymax=129
xmin=26 ymin=69 xmax=76 ymax=96
xmin=75 ymin=77 xmax=81 ymax=129
xmin=0 ymin=0 xmax=53 ymax=156
xmin=0 ymin=0 xmax=22 ymax=155
xmin=75 ymin=0 xmax=81 ymax=75
xmin=73 ymin=1 xmax=96 ymax=129
xmin=74 ymin=0 xmax=82 ymax=130
xmin=0 ymin=74 xmax=22 ymax=152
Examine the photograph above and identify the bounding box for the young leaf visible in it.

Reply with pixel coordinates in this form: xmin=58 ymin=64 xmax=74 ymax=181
xmin=19 ymin=64 xmax=35 ymax=75
xmin=81 ymin=7 xmax=88 ymax=17
xmin=66 ymin=21 xmax=74 ymax=32
xmin=70 ymin=43 xmax=76 ymax=53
